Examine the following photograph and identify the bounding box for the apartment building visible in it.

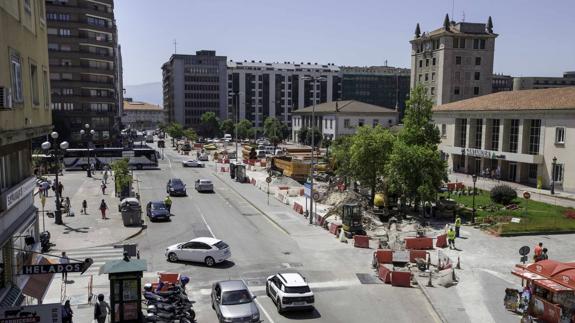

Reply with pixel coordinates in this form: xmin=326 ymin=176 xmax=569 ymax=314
xmin=162 ymin=51 xmax=228 ymax=129
xmin=434 ymin=87 xmax=575 ymax=193
xmin=0 ymin=0 xmax=53 ymax=306
xmin=513 ymin=72 xmax=575 ymax=91
xmin=410 ymin=15 xmax=497 ymax=105
xmin=46 ymin=0 xmax=122 ymax=146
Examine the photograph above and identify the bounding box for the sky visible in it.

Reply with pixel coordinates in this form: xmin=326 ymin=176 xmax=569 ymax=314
xmin=116 ymin=0 xmax=575 ymax=86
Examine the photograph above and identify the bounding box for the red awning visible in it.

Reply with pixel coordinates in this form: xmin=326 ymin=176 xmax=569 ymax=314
xmin=534 ymin=279 xmax=574 ymax=292
xmin=22 ymin=256 xmax=54 ymax=300
xmin=550 ymin=268 xmax=575 ymax=290
xmin=512 ymin=267 xmax=546 ymax=281
xmin=523 ymin=260 xmax=567 ymax=277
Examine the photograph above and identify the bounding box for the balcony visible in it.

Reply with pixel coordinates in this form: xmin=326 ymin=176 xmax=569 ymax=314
xmin=50 ymin=65 xmax=116 ymax=76
xmin=51 ymin=79 xmax=115 ymax=89
xmin=52 ymin=94 xmax=116 ymax=103
xmin=47 ymin=18 xmax=116 ymax=32
xmin=49 ymin=35 xmax=115 ymax=47
xmin=48 ymin=49 xmax=115 ymax=61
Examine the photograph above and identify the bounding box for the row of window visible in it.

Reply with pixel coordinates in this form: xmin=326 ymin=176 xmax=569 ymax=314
xmin=184 ymin=101 xmax=219 ymax=108
xmin=184 ymin=76 xmax=219 ymax=83
xmin=0 ymin=144 xmax=32 ymax=193
xmin=184 ymin=84 xmax=219 ymax=91
xmin=453 ymin=86 xmax=481 ymax=96
xmin=184 ymin=93 xmax=219 ymax=100
xmin=454 ymin=38 xmax=486 ymax=50
xmin=8 ymin=51 xmax=50 ymax=108
xmin=46 ymin=12 xmax=70 ymax=21
xmin=456 ymin=56 xmax=482 ymax=66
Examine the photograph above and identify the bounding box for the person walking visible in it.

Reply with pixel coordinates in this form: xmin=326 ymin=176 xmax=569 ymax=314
xmin=61 ymin=251 xmax=69 ymax=282
xmin=103 ymin=171 xmax=109 ymax=185
xmin=61 ymin=300 xmax=73 ymax=323
xmin=454 ymin=215 xmax=462 ymax=238
xmin=101 ymin=181 xmax=107 ymax=195
xmin=164 ymin=195 xmax=172 ymax=213
xmin=41 ymin=180 xmax=50 ymax=197
xmin=99 ymin=199 xmax=108 ymax=219
xmin=81 ymin=200 xmax=87 ymax=214
xmin=534 ymin=242 xmax=543 ymax=262
xmin=94 ymin=294 xmax=110 ymax=323
xmin=58 ymin=182 xmax=64 ymax=197
xmin=64 ymin=197 xmax=71 ymax=216
xmin=447 ymin=227 xmax=456 ymax=250
xmin=540 ymin=248 xmax=549 ymax=261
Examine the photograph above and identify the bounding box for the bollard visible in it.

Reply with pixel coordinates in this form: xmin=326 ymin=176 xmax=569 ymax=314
xmin=452 ymin=268 xmax=457 ymax=282
xmin=427 ymin=270 xmax=433 ymax=287
xmin=427 ymin=254 xmax=431 ymax=270
xmin=456 ymin=256 xmax=461 ymax=269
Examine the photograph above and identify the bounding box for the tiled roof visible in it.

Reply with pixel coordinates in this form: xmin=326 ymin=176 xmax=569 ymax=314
xmin=123 ymin=100 xmax=162 ymax=111
xmin=433 ymin=87 xmax=575 ymax=112
xmin=293 ymin=100 xmax=398 ymax=114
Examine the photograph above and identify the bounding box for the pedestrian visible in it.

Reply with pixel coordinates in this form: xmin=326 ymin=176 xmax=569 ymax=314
xmin=454 ymin=215 xmax=462 ymax=238
xmin=81 ymin=199 xmax=87 ymax=214
xmin=99 ymin=199 xmax=108 ymax=219
xmin=534 ymin=242 xmax=543 ymax=262
xmin=61 ymin=300 xmax=73 ymax=323
xmin=58 ymin=182 xmax=64 ymax=197
xmin=90 ymin=163 xmax=95 ymax=175
xmin=94 ymin=294 xmax=110 ymax=323
xmin=103 ymin=171 xmax=108 ymax=184
xmin=101 ymin=181 xmax=107 ymax=195
xmin=447 ymin=227 xmax=456 ymax=250
xmin=164 ymin=195 xmax=172 ymax=213
xmin=540 ymin=248 xmax=549 ymax=261
xmin=64 ymin=197 xmax=71 ymax=216
xmin=61 ymin=251 xmax=69 ymax=282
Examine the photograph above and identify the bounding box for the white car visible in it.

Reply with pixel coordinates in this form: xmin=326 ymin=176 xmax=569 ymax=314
xmin=182 ymin=159 xmax=204 ymax=168
xmin=195 ymin=179 xmax=214 ymax=192
xmin=198 ymin=154 xmax=209 ymax=161
xmin=266 ymin=273 xmax=314 ymax=313
xmin=165 ymin=237 xmax=230 ymax=267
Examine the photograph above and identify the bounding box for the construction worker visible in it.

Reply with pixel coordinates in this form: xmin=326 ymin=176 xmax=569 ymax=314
xmin=447 ymin=227 xmax=456 ymax=250
xmin=164 ymin=195 xmax=172 ymax=213
xmin=455 ymin=215 xmax=462 ymax=238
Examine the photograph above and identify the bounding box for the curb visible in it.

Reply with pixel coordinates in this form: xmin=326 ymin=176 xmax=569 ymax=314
xmin=415 ymin=277 xmax=448 ymax=323
xmin=213 ymin=173 xmax=291 ymax=236
xmin=498 ymin=229 xmax=575 ymax=237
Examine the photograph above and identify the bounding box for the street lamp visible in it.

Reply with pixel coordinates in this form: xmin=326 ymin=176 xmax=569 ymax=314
xmin=301 ymin=76 xmax=327 ymax=225
xmin=228 ymin=91 xmax=243 ymax=162
xmin=551 ymin=156 xmax=557 ymax=195
xmin=80 ymin=124 xmax=96 ymax=177
xmin=41 ymin=132 xmax=69 ymax=225
xmin=472 ymin=174 xmax=477 ymax=224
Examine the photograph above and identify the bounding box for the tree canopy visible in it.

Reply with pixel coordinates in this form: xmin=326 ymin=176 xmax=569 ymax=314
xmin=166 ymin=123 xmax=184 ymax=139
xmin=236 ymin=120 xmax=253 ymax=139
xmin=220 ymin=119 xmax=235 ymax=137
xmin=199 ymin=112 xmax=221 ymax=138
xmin=263 ymin=117 xmax=285 ymax=146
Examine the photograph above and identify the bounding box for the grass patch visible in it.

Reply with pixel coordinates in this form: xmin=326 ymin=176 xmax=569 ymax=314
xmin=441 ymin=190 xmax=575 ymax=234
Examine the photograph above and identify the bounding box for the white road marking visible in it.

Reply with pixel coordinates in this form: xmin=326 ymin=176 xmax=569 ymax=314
xmin=167 ymin=156 xmax=172 ymax=168
xmin=254 ymin=298 xmax=275 ymax=323
xmin=193 ymin=203 xmax=215 ymax=238
xmin=197 ymin=279 xmax=359 ymax=295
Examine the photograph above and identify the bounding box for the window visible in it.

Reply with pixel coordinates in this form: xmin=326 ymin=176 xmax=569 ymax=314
xmin=59 ymin=29 xmax=71 ymax=36
xmin=490 ymin=119 xmax=500 ymax=151
xmin=474 ymin=72 xmax=481 ymax=80
xmin=474 ymin=87 xmax=480 ymax=95
xmin=528 ymin=119 xmax=541 ymax=155
xmin=426 ymin=59 xmax=429 ymax=67
xmin=373 ymin=119 xmax=379 ymax=127
xmin=425 ymin=73 xmax=429 ymax=81
xmin=473 ymin=39 xmax=480 ymax=49
xmin=419 ymin=60 xmax=422 ymax=68
xmin=528 ymin=164 xmax=538 ymax=179
xmin=431 ymin=73 xmax=435 ymax=81
xmin=330 ymin=119 xmax=333 ymax=129
xmin=552 ymin=163 xmax=564 ymax=182
xmin=60 ymin=44 xmax=71 ymax=52
xmin=456 ymin=56 xmax=462 ymax=65
xmin=47 ymin=28 xmax=58 ymax=35
xmin=43 ymin=69 xmax=49 ymax=108
xmin=509 ymin=119 xmax=519 ymax=153
xmin=453 ymin=38 xmax=459 ymax=48
xmin=10 ymin=54 xmax=23 ymax=103
xmin=62 ymin=73 xmax=73 ymax=80
xmin=30 ymin=63 xmax=39 ymax=106
xmin=480 ymin=39 xmax=486 ymax=49
xmin=457 ymin=118 xmax=467 ymax=147
xmin=474 ymin=119 xmax=483 ymax=149
xmin=454 ymin=86 xmax=460 ymax=95
xmin=24 ymin=0 xmax=31 ymax=14
xmin=358 ymin=119 xmax=364 ymax=127
xmin=432 ymin=58 xmax=436 ymax=65
xmin=475 ymin=57 xmax=481 ymax=65
xmin=344 ymin=119 xmax=350 ymax=128
xmin=418 ymin=74 xmax=422 ymax=82
xmin=455 ymin=71 xmax=461 ymax=81
xmin=441 ymin=124 xmax=447 ymax=137
xmin=555 ymin=127 xmax=565 ymax=144
xmin=430 ymin=87 xmax=435 ymax=95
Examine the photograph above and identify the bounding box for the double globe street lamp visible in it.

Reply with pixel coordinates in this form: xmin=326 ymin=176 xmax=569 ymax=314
xmin=41 ymin=131 xmax=69 ymax=225
xmin=80 ymin=124 xmax=96 ymax=177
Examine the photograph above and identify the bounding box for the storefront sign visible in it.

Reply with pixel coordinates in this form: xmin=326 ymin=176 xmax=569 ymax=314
xmin=22 ymin=258 xmax=92 ymax=275
xmin=2 ymin=178 xmax=36 ymax=211
xmin=0 ymin=303 xmax=61 ymax=323
xmin=465 ymin=148 xmax=498 ymax=159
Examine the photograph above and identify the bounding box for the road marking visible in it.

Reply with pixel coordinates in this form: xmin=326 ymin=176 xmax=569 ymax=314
xmin=193 ymin=203 xmax=215 ymax=238
xmin=197 ymin=279 xmax=359 ymax=295
xmin=254 ymin=298 xmax=275 ymax=323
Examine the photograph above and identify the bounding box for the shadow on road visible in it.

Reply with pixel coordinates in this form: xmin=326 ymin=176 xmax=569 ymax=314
xmin=177 ymin=260 xmax=236 ymax=269
xmin=63 ymin=225 xmax=90 ymax=234
xmin=281 ymin=308 xmax=322 ymax=320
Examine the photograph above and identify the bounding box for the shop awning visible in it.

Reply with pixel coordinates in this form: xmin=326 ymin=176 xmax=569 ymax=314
xmin=512 ymin=267 xmax=546 ymax=281
xmin=550 ymin=268 xmax=575 ymax=290
xmin=523 ymin=260 xmax=567 ymax=277
xmin=534 ymin=279 xmax=574 ymax=292
xmin=22 ymin=257 xmax=54 ymax=300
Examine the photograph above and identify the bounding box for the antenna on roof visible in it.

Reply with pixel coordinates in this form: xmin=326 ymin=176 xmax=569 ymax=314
xmin=173 ymin=39 xmax=177 ymax=54
xmin=462 ymin=11 xmax=466 ymax=22
xmin=451 ymin=0 xmax=455 ymax=21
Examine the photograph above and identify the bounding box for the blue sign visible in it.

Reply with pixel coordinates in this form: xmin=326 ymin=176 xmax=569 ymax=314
xmin=304 ymin=183 xmax=312 ymax=198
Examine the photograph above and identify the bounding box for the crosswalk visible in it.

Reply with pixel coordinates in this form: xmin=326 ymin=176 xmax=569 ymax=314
xmin=63 ymin=245 xmax=126 ymax=276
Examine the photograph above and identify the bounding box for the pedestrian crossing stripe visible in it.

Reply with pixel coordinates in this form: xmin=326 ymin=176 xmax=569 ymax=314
xmin=61 ymin=246 xmax=125 ymax=274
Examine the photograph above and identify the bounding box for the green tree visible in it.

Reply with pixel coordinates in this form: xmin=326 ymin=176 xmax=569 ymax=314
xmin=166 ymin=123 xmax=184 ymax=139
xmin=111 ymin=158 xmax=132 ymax=198
xmin=306 ymin=127 xmax=322 ymax=146
xmin=199 ymin=112 xmax=221 ymax=138
xmin=236 ymin=120 xmax=253 ymax=139
xmin=298 ymin=127 xmax=309 ymax=145
xmin=400 ymin=84 xmax=440 ymax=147
xmin=220 ymin=119 xmax=235 ymax=136
xmin=331 ymin=135 xmax=353 ymax=176
xmin=263 ymin=117 xmax=284 ymax=147
xmin=183 ymin=128 xmax=198 ymax=142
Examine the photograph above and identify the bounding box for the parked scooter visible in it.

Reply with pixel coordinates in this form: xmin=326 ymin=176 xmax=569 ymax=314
xmin=40 ymin=231 xmax=51 ymax=253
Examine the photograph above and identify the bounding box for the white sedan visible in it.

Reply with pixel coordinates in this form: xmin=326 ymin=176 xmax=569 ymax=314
xmin=195 ymin=179 xmax=214 ymax=192
xmin=165 ymin=237 xmax=231 ymax=267
xmin=182 ymin=159 xmax=204 ymax=168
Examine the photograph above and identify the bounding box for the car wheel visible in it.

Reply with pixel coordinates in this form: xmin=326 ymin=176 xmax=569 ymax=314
xmin=168 ymin=252 xmax=178 ymax=262
xmin=266 ymin=283 xmax=271 ymax=297
xmin=276 ymin=298 xmax=283 ymax=313
xmin=205 ymin=256 xmax=215 ymax=267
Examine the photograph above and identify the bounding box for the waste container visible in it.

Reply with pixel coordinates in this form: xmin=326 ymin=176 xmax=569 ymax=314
xmin=119 ymin=198 xmax=142 ymax=227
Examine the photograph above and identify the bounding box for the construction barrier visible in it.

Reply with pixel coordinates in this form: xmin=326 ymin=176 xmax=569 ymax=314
xmin=378 ymin=265 xmax=392 ymax=284
xmin=436 ymin=234 xmax=448 ymax=248
xmin=299 ymin=188 xmax=305 ymax=196
xmin=329 ymin=223 xmax=342 ymax=236
xmin=220 ymin=167 xmax=228 ymax=172
xmin=251 ymin=178 xmax=256 ymax=185
xmin=293 ymin=202 xmax=303 ymax=214
xmin=278 ymin=186 xmax=289 ymax=190
xmin=373 ymin=249 xmax=393 ymax=265
xmin=287 ymin=188 xmax=300 ymax=197
xmin=353 ymin=235 xmax=370 ymax=248
xmin=391 ymin=271 xmax=412 ymax=287
xmin=260 ymin=160 xmax=267 ymax=167
xmin=404 ymin=237 xmax=434 ymax=250
xmin=409 ymin=250 xmax=428 ymax=263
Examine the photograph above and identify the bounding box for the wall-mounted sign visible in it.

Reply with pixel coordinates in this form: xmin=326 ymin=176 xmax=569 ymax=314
xmin=0 ymin=303 xmax=61 ymax=323
xmin=1 ymin=177 xmax=36 ymax=211
xmin=22 ymin=258 xmax=93 ymax=275
xmin=464 ymin=148 xmax=498 ymax=159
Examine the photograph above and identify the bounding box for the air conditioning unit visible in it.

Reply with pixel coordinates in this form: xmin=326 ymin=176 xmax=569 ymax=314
xmin=0 ymin=87 xmax=14 ymax=109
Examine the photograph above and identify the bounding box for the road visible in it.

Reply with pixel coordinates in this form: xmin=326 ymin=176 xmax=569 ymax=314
xmin=132 ymin=143 xmax=440 ymax=323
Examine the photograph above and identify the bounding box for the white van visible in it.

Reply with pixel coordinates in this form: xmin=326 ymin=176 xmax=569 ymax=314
xmin=223 ymin=134 xmax=232 ymax=142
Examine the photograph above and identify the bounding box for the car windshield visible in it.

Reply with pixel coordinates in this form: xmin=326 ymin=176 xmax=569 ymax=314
xmin=214 ymin=241 xmax=229 ymax=250
xmin=151 ymin=203 xmax=166 ymax=210
xmin=200 ymin=180 xmax=212 ymax=184
xmin=171 ymin=179 xmax=183 ymax=186
xmin=221 ymin=290 xmax=252 ymax=305
xmin=285 ymin=286 xmax=311 ymax=293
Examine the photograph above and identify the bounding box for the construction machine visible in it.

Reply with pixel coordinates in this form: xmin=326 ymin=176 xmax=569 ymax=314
xmin=341 ymin=203 xmax=366 ymax=238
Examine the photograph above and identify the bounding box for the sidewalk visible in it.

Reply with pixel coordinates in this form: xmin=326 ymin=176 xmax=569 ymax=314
xmin=449 ymin=173 xmax=575 ymax=208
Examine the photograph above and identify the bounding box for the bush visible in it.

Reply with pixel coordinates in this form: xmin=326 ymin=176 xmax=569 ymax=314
xmin=490 ymin=185 xmax=517 ymax=205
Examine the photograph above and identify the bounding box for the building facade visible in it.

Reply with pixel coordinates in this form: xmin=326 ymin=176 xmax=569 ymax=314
xmin=513 ymin=72 xmax=575 ymax=91
xmin=492 ymin=73 xmax=513 ymax=93
xmin=46 ymin=0 xmax=121 ymax=146
xmin=291 ymin=100 xmax=398 ymax=142
xmin=122 ymin=99 xmax=164 ymax=130
xmin=410 ymin=15 xmax=497 ymax=105
xmin=162 ymin=51 xmax=228 ymax=129
xmin=1 ymin=0 xmax=53 ymax=305
xmin=341 ymin=66 xmax=410 ymax=119
xmin=227 ymin=61 xmax=342 ymax=128
xmin=434 ymin=87 xmax=575 ymax=193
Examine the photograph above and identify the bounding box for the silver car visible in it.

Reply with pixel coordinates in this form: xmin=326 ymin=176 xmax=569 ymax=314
xmin=211 ymin=280 xmax=260 ymax=323
xmin=195 ymin=179 xmax=214 ymax=192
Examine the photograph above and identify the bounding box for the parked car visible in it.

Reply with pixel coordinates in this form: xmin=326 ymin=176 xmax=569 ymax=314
xmin=146 ymin=201 xmax=170 ymax=222
xmin=182 ymin=159 xmax=205 ymax=168
xmin=166 ymin=178 xmax=187 ymax=196
xmin=266 ymin=273 xmax=314 ymax=313
xmin=211 ymin=280 xmax=259 ymax=323
xmin=198 ymin=154 xmax=209 ymax=161
xmin=195 ymin=179 xmax=214 ymax=193
xmin=165 ymin=237 xmax=231 ymax=266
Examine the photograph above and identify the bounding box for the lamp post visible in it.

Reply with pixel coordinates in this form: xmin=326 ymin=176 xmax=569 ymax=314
xmin=551 ymin=156 xmax=557 ymax=195
xmin=301 ymin=76 xmax=326 ymax=225
xmin=41 ymin=132 xmax=69 ymax=225
xmin=472 ymin=174 xmax=477 ymax=224
xmin=228 ymin=92 xmax=243 ymax=162
xmin=80 ymin=124 xmax=96 ymax=177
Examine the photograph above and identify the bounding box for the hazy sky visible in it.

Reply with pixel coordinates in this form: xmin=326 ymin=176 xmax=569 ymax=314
xmin=116 ymin=0 xmax=575 ymax=85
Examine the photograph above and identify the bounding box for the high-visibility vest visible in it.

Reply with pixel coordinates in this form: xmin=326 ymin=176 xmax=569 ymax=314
xmin=448 ymin=230 xmax=456 ymax=240
xmin=455 ymin=218 xmax=461 ymax=227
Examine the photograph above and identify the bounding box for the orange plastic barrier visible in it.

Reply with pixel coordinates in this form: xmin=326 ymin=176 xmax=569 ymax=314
xmin=436 ymin=234 xmax=448 ymax=248
xmin=405 ymin=237 xmax=434 ymax=250
xmin=260 ymin=160 xmax=267 ymax=167
xmin=378 ymin=265 xmax=391 ymax=283
xmin=374 ymin=250 xmax=393 ymax=265
xmin=329 ymin=223 xmax=341 ymax=236
xmin=158 ymin=272 xmax=179 ymax=284
xmin=220 ymin=167 xmax=228 ymax=172
xmin=409 ymin=250 xmax=428 ymax=263
xmin=391 ymin=271 xmax=412 ymax=287
xmin=293 ymin=202 xmax=303 ymax=214
xmin=447 ymin=182 xmax=465 ymax=191
xmin=353 ymin=235 xmax=370 ymax=248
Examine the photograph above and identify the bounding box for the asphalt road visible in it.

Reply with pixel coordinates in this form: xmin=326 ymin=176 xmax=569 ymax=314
xmin=133 ymin=143 xmax=440 ymax=323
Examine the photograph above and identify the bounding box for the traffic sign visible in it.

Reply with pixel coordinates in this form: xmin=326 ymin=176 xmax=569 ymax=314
xmin=22 ymin=258 xmax=93 ymax=275
xmin=266 ymin=177 xmax=272 ymax=183
xmin=523 ymin=191 xmax=531 ymax=200
xmin=519 ymin=246 xmax=530 ymax=256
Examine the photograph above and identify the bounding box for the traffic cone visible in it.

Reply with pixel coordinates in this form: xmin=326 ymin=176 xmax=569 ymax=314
xmin=339 ymin=229 xmax=348 ymax=243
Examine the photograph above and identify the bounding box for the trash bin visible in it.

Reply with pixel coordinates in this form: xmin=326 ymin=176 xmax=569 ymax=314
xmin=119 ymin=198 xmax=142 ymax=227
